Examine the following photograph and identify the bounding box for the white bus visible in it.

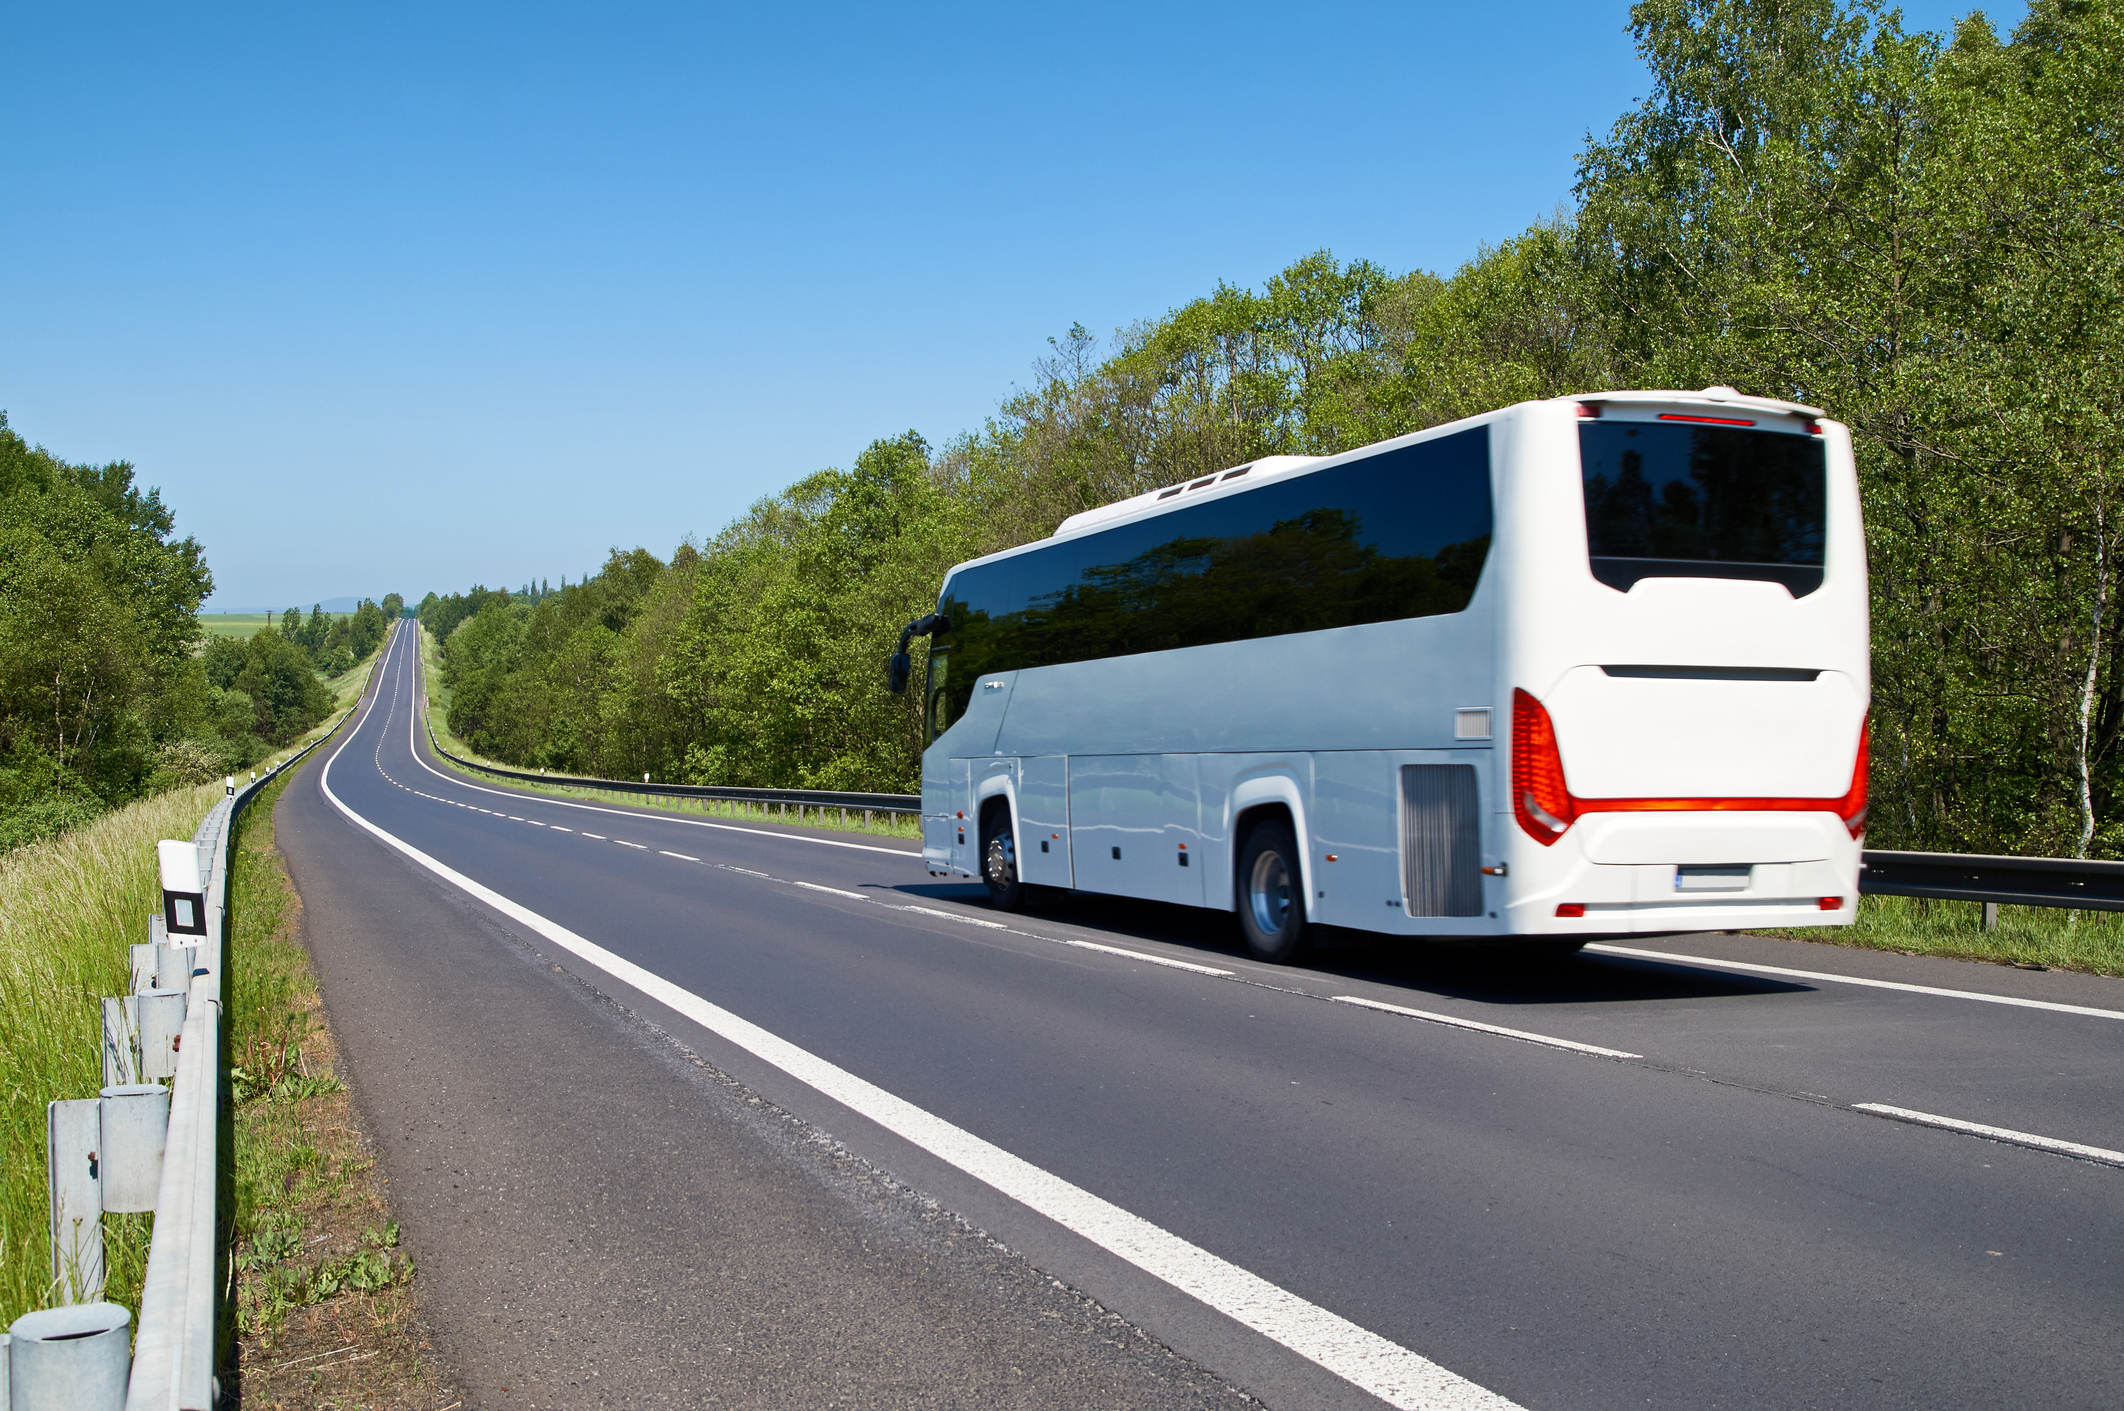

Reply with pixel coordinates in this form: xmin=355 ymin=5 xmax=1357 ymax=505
xmin=889 ymin=388 xmax=1868 ymax=962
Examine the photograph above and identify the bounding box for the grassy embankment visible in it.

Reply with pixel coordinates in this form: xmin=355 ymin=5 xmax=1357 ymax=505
xmin=0 ymin=779 xmax=222 ymax=1323
xmin=0 ymin=648 xmax=384 ymax=1328
xmin=414 ymin=623 xmax=922 ymax=842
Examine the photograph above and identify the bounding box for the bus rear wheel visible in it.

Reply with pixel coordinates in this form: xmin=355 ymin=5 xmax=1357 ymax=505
xmin=1236 ymin=819 xmax=1309 ymax=964
xmin=981 ymin=808 xmax=1027 ymax=911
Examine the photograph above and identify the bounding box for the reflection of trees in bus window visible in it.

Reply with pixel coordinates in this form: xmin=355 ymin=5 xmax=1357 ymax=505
xmin=1581 ymin=424 xmax=1824 ymax=574
xmin=932 ymin=425 xmax=1493 ymax=726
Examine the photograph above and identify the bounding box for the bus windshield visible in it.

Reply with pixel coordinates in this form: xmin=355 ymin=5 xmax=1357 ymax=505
xmin=1579 ymin=421 xmax=1826 ymax=596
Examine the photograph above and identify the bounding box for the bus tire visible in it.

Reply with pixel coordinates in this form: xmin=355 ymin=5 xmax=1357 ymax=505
xmin=1236 ymin=819 xmax=1309 ymax=963
xmin=981 ymin=806 xmax=1027 ymax=911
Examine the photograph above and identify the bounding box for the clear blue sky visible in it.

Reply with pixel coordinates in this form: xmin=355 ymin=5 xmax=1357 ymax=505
xmin=0 ymin=1 xmax=2015 ymax=611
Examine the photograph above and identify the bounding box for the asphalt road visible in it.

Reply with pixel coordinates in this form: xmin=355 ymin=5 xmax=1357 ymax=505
xmin=273 ymin=622 xmax=2124 ymax=1409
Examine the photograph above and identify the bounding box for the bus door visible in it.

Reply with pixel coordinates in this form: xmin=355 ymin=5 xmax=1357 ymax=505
xmin=1015 ymin=756 xmax=1073 ymax=888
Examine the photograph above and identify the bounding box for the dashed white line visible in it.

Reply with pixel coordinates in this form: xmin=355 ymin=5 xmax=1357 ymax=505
xmin=617 ymin=840 xmax=648 ymax=849
xmin=551 ymin=826 xmax=571 ymax=832
xmin=1853 ymin=1104 xmax=2124 ymax=1167
xmin=660 ymin=850 xmax=700 ymax=862
xmin=582 ymin=833 xmax=606 ymax=840
xmin=891 ymin=903 xmax=1012 ymax=930
xmin=1331 ymin=996 xmax=1643 ymax=1060
xmin=1061 ymin=939 xmax=1233 ymax=976
xmin=795 ymin=881 xmax=867 ymax=900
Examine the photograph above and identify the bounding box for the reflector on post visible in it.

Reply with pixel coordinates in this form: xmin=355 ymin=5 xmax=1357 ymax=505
xmin=157 ymin=839 xmax=206 ymax=937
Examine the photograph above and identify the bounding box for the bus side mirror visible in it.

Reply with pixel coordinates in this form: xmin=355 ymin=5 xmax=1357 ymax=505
xmin=886 ymin=613 xmax=950 ymax=696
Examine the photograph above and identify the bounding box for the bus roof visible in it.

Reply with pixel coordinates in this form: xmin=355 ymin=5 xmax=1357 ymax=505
xmin=936 ymin=388 xmax=1831 ymax=586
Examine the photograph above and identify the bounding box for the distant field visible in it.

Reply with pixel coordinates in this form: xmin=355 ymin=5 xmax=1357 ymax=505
xmin=201 ymin=613 xmax=352 ymax=639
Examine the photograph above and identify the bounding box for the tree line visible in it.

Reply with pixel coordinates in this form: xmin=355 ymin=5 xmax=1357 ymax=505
xmin=0 ymin=411 xmax=401 ymax=849
xmin=429 ymin=0 xmax=2124 ymax=858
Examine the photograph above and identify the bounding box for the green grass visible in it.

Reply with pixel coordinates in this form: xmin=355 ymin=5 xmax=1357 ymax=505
xmin=0 ymin=780 xmax=224 ymax=1325
xmin=225 ymin=770 xmax=412 ymax=1339
xmin=200 ymin=612 xmax=354 ymax=640
xmin=1765 ymin=893 xmax=2124 ymax=977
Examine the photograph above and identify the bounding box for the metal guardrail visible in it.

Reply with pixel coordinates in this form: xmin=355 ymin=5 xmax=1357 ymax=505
xmin=424 ymin=730 xmax=921 ymax=819
xmin=1860 ymin=848 xmax=2124 ymax=913
xmin=8 ymin=706 xmax=353 ymax=1409
xmin=124 ymin=712 xmax=350 ymax=1409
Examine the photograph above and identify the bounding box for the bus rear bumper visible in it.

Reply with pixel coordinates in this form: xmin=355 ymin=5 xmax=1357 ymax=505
xmin=1504 ymin=858 xmax=1858 ymax=934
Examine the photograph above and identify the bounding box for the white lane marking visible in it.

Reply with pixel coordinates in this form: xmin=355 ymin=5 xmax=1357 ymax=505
xmin=661 ymin=851 xmax=700 ymax=862
xmin=582 ymin=833 xmax=606 ymax=840
xmin=551 ymin=826 xmax=571 ymax=832
xmin=1588 ymin=944 xmax=2124 ymax=1022
xmin=1332 ymin=996 xmax=1643 ymax=1060
xmin=530 ymin=821 xmax=547 ymax=827
xmin=892 ymin=903 xmax=1012 ymax=930
xmin=508 ymin=816 xmax=525 ymax=821
xmin=1853 ymin=1104 xmax=2124 ymax=1167
xmin=317 ymin=732 xmax=1520 ymax=1411
xmin=1063 ymin=939 xmax=1234 ymax=977
xmin=728 ymin=866 xmax=769 ymax=878
xmin=791 ymin=882 xmax=1232 ymax=974
xmin=617 ymin=840 xmax=648 ymax=850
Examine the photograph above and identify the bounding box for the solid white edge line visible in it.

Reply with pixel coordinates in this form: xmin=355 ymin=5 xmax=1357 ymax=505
xmin=1332 ymin=996 xmax=1643 ymax=1060
xmin=317 ymin=650 xmax=1523 ymax=1411
xmin=1852 ymin=1104 xmax=2124 ymax=1167
xmin=1586 ymin=944 xmax=2124 ymax=1022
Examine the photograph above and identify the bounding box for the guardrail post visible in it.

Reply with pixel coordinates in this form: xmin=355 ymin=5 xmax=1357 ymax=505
xmin=9 ymin=1303 xmax=131 ymax=1411
xmin=1983 ymin=901 xmax=1999 ymax=930
xmin=99 ymin=1085 xmax=170 ymax=1213
xmin=137 ymin=992 xmax=187 ymax=1082
xmin=154 ymin=943 xmax=197 ymax=993
xmin=46 ymin=1099 xmax=103 ymax=1304
xmin=101 ymin=999 xmax=141 ymax=1089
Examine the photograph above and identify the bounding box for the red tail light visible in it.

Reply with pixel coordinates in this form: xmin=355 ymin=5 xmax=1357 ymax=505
xmin=1818 ymin=896 xmax=1844 ymax=910
xmin=1555 ymin=903 xmax=1586 ymax=918
xmin=1512 ymin=691 xmax=1871 ymax=843
xmin=1513 ymin=688 xmax=1577 ymax=844
xmin=1836 ymin=719 xmax=1868 ymax=839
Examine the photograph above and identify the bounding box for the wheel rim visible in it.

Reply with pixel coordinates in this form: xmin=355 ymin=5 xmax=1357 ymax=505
xmin=1248 ymin=848 xmax=1291 ymax=936
xmin=986 ymin=829 xmax=1017 ymax=887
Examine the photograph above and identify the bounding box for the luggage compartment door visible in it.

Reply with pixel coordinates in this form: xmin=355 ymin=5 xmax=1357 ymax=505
xmin=1069 ymin=755 xmax=1202 ymax=906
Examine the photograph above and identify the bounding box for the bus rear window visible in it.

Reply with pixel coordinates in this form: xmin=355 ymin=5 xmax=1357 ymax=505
xmin=1578 ymin=422 xmax=1826 ymax=596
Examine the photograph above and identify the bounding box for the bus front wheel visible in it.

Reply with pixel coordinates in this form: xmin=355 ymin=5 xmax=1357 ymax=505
xmin=1236 ymin=820 xmax=1309 ymax=964
xmin=981 ymin=808 xmax=1027 ymax=911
